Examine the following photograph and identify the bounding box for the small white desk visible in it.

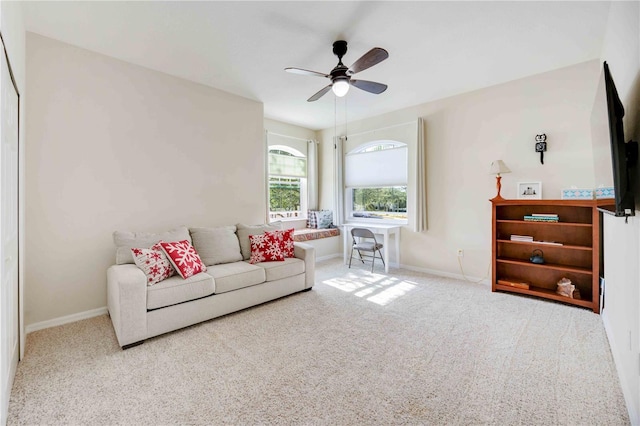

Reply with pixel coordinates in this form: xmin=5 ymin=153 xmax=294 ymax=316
xmin=342 ymin=223 xmax=401 ymax=273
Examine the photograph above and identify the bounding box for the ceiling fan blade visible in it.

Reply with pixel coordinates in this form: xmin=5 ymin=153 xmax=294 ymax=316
xmin=285 ymin=67 xmax=329 ymax=78
xmin=348 ymin=48 xmax=389 ymax=74
xmin=307 ymin=85 xmax=332 ymax=102
xmin=351 ymin=79 xmax=388 ymax=95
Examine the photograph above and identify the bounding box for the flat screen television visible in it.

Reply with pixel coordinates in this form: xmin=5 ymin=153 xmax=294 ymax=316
xmin=591 ymin=61 xmax=637 ymax=217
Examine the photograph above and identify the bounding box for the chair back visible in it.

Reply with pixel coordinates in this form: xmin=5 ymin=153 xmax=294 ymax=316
xmin=351 ymin=227 xmax=376 ymax=240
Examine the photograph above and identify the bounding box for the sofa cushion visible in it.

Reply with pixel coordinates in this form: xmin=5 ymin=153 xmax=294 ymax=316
xmin=147 ymin=272 xmax=215 ymax=310
xmin=131 ymin=243 xmax=175 ymax=286
xmin=206 ymin=261 xmax=266 ymax=293
xmin=114 ymin=226 xmax=191 ymax=265
xmin=255 ymin=257 xmax=305 ymax=282
xmin=190 ymin=226 xmax=243 ymax=266
xmin=236 ymin=223 xmax=282 ymax=260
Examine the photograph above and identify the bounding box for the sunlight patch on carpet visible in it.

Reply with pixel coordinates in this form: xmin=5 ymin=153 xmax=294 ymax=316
xmin=323 ymin=274 xmax=417 ymax=306
xmin=366 ymin=281 xmax=416 ymax=306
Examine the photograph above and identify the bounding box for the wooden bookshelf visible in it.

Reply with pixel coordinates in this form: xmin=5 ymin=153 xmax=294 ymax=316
xmin=490 ymin=199 xmax=605 ymax=313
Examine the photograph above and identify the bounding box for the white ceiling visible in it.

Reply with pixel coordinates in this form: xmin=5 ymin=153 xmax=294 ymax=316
xmin=23 ymin=1 xmax=611 ymax=130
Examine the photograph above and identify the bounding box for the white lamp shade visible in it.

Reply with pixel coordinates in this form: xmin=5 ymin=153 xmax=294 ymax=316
xmin=490 ymin=160 xmax=511 ymax=175
xmin=332 ymin=79 xmax=350 ymax=97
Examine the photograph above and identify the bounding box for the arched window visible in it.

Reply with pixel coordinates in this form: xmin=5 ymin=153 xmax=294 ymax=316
xmin=268 ymin=145 xmax=307 ymax=220
xmin=345 ymin=140 xmax=407 ymax=221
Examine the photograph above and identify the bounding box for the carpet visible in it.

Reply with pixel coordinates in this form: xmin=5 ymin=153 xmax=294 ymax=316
xmin=8 ymin=258 xmax=629 ymax=425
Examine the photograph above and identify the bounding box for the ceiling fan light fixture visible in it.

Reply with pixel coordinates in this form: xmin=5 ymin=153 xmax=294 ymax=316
xmin=286 ymin=41 xmax=388 ymax=102
xmin=332 ymin=78 xmax=350 ymax=97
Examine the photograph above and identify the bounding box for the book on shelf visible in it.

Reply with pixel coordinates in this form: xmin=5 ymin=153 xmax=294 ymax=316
xmin=524 ymin=215 xmax=559 ymax=222
xmin=497 ymin=279 xmax=530 ymax=290
xmin=531 ymin=213 xmax=559 ymax=218
xmin=510 ymin=235 xmax=533 ymax=241
xmin=534 ymin=240 xmax=563 ymax=246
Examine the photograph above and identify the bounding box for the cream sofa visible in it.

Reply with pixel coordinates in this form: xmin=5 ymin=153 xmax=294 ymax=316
xmin=107 ymin=224 xmax=315 ymax=349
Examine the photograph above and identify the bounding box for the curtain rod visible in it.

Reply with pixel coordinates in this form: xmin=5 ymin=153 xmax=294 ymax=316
xmin=266 ymin=130 xmax=314 ymax=143
xmin=343 ymin=120 xmax=417 ymax=138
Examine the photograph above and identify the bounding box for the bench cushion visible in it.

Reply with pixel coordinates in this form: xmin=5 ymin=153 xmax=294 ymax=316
xmin=206 ymin=261 xmax=265 ymax=293
xmin=147 ymin=272 xmax=215 ymax=310
xmin=255 ymin=258 xmax=305 ymax=282
xmin=293 ymin=227 xmax=340 ymax=242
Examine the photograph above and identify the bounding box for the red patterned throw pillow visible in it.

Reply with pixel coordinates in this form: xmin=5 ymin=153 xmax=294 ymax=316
xmin=159 ymin=240 xmax=207 ymax=279
xmin=249 ymin=232 xmax=284 ymax=264
xmin=268 ymin=229 xmax=295 ymax=258
xmin=131 ymin=242 xmax=175 ymax=286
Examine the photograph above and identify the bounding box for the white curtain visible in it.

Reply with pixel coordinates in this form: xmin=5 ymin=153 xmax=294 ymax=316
xmin=264 ymin=130 xmax=270 ymax=223
xmin=411 ymin=118 xmax=428 ymax=232
xmin=333 ymin=135 xmax=345 ymax=226
xmin=307 ymin=140 xmax=319 ymax=210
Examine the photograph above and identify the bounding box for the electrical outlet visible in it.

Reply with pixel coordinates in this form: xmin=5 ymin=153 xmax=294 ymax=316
xmin=457 ymin=249 xmax=464 ymax=257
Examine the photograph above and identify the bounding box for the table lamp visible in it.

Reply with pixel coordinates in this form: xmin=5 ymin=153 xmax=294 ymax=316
xmin=490 ymin=160 xmax=511 ymax=200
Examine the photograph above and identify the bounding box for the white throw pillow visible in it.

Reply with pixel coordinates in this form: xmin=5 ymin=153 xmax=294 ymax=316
xmin=130 ymin=242 xmax=176 ymax=286
xmin=315 ymin=210 xmax=333 ymax=229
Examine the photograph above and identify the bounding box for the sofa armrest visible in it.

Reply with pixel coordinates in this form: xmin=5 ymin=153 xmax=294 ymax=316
xmin=294 ymin=242 xmax=315 ymax=289
xmin=107 ymin=264 xmax=148 ymax=347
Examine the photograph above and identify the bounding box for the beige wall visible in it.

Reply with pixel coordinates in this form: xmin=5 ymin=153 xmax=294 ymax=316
xmin=320 ymin=60 xmax=600 ymax=278
xmin=264 ymin=118 xmax=316 ymax=146
xmin=25 ymin=33 xmax=264 ymax=326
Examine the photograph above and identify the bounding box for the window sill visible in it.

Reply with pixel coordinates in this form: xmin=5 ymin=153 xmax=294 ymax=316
xmin=270 ymin=217 xmax=307 ymax=223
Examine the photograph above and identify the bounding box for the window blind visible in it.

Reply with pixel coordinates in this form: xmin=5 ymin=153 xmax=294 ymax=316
xmin=269 ymin=153 xmax=306 ymax=178
xmin=345 ymin=146 xmax=408 ymax=187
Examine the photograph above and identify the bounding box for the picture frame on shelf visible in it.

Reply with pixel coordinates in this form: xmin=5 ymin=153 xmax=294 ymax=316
xmin=517 ymin=182 xmax=542 ymax=199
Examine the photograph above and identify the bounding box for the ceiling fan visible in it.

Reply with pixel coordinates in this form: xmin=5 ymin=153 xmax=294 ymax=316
xmin=285 ymin=40 xmax=389 ymax=102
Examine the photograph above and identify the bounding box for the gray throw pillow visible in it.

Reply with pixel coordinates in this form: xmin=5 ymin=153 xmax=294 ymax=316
xmin=190 ymin=226 xmax=242 ymax=266
xmin=113 ymin=226 xmax=191 ymax=265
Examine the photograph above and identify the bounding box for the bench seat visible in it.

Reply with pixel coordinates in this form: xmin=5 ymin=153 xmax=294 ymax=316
xmin=293 ymin=228 xmax=340 ymax=242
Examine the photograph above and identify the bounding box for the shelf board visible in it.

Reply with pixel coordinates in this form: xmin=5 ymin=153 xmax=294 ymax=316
xmin=496 ymin=219 xmax=592 ymax=227
xmin=494 ymin=283 xmax=594 ymax=309
xmin=496 ymin=239 xmax=592 ymax=251
xmin=496 ymin=257 xmax=592 ymax=275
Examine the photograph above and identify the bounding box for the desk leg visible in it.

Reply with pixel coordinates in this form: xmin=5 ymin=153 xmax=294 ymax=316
xmin=383 ymin=231 xmax=390 ymax=273
xmin=343 ymin=227 xmax=349 ymax=265
xmin=394 ymin=229 xmax=400 ymax=269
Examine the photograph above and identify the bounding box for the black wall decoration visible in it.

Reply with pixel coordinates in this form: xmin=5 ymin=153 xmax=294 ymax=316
xmin=535 ymin=134 xmax=547 ymax=164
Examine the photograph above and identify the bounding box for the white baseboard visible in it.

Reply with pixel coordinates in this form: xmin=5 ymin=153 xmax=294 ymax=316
xmin=316 ymin=253 xmax=341 ymax=262
xmin=399 ymin=263 xmax=491 ymax=286
xmin=26 ymin=307 xmax=108 ymax=334
xmin=316 ymin=254 xmax=490 ymax=285
xmin=602 ymin=313 xmax=639 ymax=425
